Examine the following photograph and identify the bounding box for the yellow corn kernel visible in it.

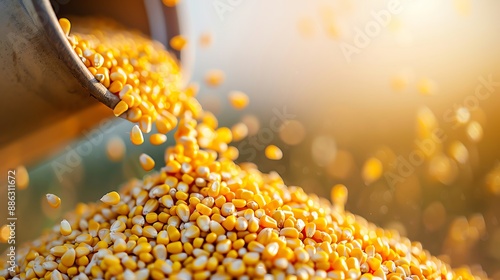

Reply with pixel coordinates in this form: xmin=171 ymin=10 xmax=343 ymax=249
xmin=60 ymin=219 xmax=72 ymax=236
xmin=100 ymin=191 xmax=121 ymax=206
xmin=130 ymin=125 xmax=145 ymax=145
xmin=46 ymin=193 xmax=61 ymax=208
xmin=170 ymin=35 xmax=187 ymax=51
xmin=61 ymin=248 xmax=76 ymax=267
xmin=58 ymin=18 xmax=71 ymax=36
xmin=265 ymin=145 xmax=283 ymax=160
xmin=167 ymin=241 xmax=183 ymax=254
xmin=205 ymin=69 xmax=225 ymax=87
xmin=228 ymin=91 xmax=249 ymax=110
xmin=106 ymin=136 xmax=126 ymax=162
xmin=109 ymin=80 xmax=124 ymax=93
xmin=162 ymin=0 xmax=179 ymax=7
xmin=260 ymin=215 xmax=278 ymax=228
xmin=113 ymin=100 xmax=128 ymax=116
xmin=139 ymin=153 xmax=155 ymax=171
xmin=150 ymin=134 xmax=167 ymax=146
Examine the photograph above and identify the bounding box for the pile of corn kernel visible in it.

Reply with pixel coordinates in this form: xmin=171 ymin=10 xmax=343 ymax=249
xmin=0 ymin=18 xmax=485 ymax=280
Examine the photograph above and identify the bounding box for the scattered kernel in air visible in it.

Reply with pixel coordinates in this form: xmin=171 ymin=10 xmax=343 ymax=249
xmin=361 ymin=157 xmax=383 ymax=185
xmin=231 ymin=122 xmax=248 ymax=142
xmin=130 ymin=124 xmax=144 ymax=145
xmin=330 ymin=184 xmax=348 ymax=210
xmin=279 ymin=120 xmax=306 ymax=146
xmin=417 ymin=78 xmax=438 ymax=96
xmin=0 ymin=225 xmax=10 ymax=243
xmin=448 ymin=140 xmax=468 ymax=164
xmin=466 ymin=121 xmax=483 ymax=142
xmin=228 ymin=91 xmax=249 ymax=110
xmin=139 ymin=153 xmax=155 ymax=171
xmin=169 ymin=35 xmax=187 ymax=51
xmin=106 ymin=136 xmax=126 ymax=162
xmin=199 ymin=32 xmax=212 ymax=48
xmin=150 ymin=133 xmax=168 ymax=145
xmin=265 ymin=145 xmax=283 ymax=160
xmin=15 ymin=165 xmax=29 ymax=190
xmin=100 ymin=191 xmax=121 ymax=206
xmin=205 ymin=69 xmax=225 ymax=87
xmin=46 ymin=193 xmax=61 ymax=208
xmin=162 ymin=0 xmax=180 ymax=7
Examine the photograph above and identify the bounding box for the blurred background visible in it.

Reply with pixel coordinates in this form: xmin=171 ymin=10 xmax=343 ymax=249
xmin=1 ymin=0 xmax=500 ymax=278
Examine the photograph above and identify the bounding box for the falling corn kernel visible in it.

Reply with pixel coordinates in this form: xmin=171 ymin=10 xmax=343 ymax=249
xmin=113 ymin=100 xmax=128 ymax=116
xmin=231 ymin=122 xmax=248 ymax=142
xmin=170 ymin=35 xmax=187 ymax=51
xmin=162 ymin=0 xmax=179 ymax=7
xmin=139 ymin=153 xmax=155 ymax=171
xmin=361 ymin=157 xmax=383 ymax=185
xmin=46 ymin=194 xmax=61 ymax=209
xmin=265 ymin=145 xmax=283 ymax=160
xmin=15 ymin=165 xmax=29 ymax=190
xmin=60 ymin=219 xmax=72 ymax=236
xmin=331 ymin=184 xmax=348 ymax=210
xmin=106 ymin=137 xmax=126 ymax=162
xmin=205 ymin=69 xmax=225 ymax=87
xmin=58 ymin=18 xmax=71 ymax=36
xmin=279 ymin=120 xmax=306 ymax=146
xmin=100 ymin=191 xmax=121 ymax=206
xmin=150 ymin=134 xmax=168 ymax=145
xmin=130 ymin=125 xmax=144 ymax=145
xmin=228 ymin=91 xmax=249 ymax=110
xmin=0 ymin=225 xmax=10 ymax=243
